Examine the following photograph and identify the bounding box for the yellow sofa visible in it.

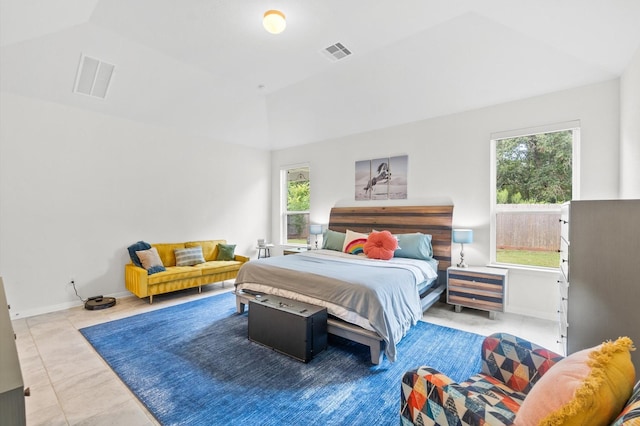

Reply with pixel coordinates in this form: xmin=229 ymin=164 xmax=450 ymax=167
xmin=125 ymin=240 xmax=249 ymax=303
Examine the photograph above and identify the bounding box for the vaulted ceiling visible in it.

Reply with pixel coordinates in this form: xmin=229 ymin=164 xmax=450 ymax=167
xmin=2 ymin=0 xmax=640 ymax=150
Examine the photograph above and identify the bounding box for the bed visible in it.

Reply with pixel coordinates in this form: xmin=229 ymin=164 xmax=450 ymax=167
xmin=234 ymin=204 xmax=453 ymax=364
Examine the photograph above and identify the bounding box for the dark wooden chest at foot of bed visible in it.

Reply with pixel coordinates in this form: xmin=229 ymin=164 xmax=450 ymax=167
xmin=248 ymin=295 xmax=328 ymax=363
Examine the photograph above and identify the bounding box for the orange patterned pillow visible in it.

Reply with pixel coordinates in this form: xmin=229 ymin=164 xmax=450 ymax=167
xmin=515 ymin=337 xmax=636 ymax=426
xmin=363 ymin=230 xmax=398 ymax=260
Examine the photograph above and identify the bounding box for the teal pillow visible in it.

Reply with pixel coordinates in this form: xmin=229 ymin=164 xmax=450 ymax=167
xmin=394 ymin=233 xmax=433 ymax=260
xmin=216 ymin=244 xmax=236 ymax=261
xmin=322 ymin=229 xmax=346 ymax=251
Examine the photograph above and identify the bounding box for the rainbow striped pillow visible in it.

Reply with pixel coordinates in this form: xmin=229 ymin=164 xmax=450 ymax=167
xmin=342 ymin=229 xmax=369 ymax=255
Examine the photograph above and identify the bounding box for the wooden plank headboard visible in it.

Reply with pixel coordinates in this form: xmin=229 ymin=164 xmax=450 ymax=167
xmin=328 ymin=205 xmax=453 ymax=272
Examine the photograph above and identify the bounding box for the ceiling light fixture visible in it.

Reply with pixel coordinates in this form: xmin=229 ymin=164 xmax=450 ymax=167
xmin=263 ymin=10 xmax=286 ymax=34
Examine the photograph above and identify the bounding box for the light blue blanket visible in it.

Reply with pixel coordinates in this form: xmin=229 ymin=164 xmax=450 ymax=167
xmin=235 ymin=250 xmax=438 ymax=361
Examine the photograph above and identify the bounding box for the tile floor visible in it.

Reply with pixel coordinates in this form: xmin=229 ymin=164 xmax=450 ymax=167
xmin=13 ymin=283 xmax=559 ymax=425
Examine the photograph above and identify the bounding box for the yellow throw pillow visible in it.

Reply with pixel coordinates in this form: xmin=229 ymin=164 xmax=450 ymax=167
xmin=515 ymin=337 xmax=636 ymax=426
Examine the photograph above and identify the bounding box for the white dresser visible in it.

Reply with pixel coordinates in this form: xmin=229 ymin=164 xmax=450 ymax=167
xmin=556 ymin=202 xmax=570 ymax=355
xmin=564 ymin=200 xmax=640 ymax=373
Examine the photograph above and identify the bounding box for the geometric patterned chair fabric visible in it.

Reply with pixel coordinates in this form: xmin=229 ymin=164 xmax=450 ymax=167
xmin=400 ymin=332 xmax=640 ymax=426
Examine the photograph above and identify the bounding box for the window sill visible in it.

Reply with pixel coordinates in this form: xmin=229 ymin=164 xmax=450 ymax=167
xmin=487 ymin=263 xmax=560 ymax=275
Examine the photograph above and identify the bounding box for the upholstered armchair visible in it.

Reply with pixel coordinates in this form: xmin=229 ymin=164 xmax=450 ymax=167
xmin=400 ymin=332 xmax=640 ymax=426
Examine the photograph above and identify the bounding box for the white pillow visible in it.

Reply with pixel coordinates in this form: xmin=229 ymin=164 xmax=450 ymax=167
xmin=135 ymin=247 xmax=166 ymax=275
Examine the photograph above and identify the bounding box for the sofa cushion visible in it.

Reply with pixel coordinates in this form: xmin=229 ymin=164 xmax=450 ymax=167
xmin=514 ymin=336 xmax=636 ymax=426
xmin=152 ymin=243 xmax=186 ymax=267
xmin=174 ymin=247 xmax=205 ymax=266
xmin=613 ymin=380 xmax=640 ymax=425
xmin=194 ymin=261 xmax=243 ymax=275
xmin=147 ymin=266 xmax=202 ymax=285
xmin=461 ymin=374 xmax=527 ymax=417
xmin=136 ymin=247 xmax=166 ymax=275
xmin=402 ymin=367 xmax=524 ymax=426
xmin=216 ymin=244 xmax=236 ymax=261
xmin=186 ymin=240 xmax=226 ymax=261
xmin=128 ymin=241 xmax=151 ymax=267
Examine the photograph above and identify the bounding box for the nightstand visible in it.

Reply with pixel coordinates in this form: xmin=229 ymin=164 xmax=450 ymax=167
xmin=447 ymin=266 xmax=508 ymax=320
xmin=283 ymin=247 xmax=308 ymax=255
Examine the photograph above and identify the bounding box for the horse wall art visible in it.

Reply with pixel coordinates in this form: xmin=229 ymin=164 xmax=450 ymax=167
xmin=355 ymin=155 xmax=408 ymax=200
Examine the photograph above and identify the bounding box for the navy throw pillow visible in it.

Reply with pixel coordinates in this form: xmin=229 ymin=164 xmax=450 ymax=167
xmin=147 ymin=265 xmax=166 ymax=275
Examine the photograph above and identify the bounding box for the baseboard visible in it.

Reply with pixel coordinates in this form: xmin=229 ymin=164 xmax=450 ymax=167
xmin=505 ymin=305 xmax=557 ymax=322
xmin=10 ymin=291 xmax=133 ymax=320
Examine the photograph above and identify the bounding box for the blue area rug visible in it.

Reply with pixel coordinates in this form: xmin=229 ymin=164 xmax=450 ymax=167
xmin=80 ymin=292 xmax=485 ymax=425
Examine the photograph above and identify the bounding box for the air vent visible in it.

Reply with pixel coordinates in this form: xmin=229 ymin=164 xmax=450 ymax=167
xmin=73 ymin=55 xmax=115 ymax=99
xmin=321 ymin=42 xmax=352 ymax=62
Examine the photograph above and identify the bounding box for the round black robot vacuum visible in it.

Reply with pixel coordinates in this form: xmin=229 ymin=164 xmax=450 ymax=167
xmin=84 ymin=296 xmax=116 ymax=310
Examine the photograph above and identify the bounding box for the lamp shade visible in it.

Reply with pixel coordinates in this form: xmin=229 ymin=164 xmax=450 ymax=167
xmin=309 ymin=224 xmax=323 ymax=235
xmin=452 ymin=229 xmax=473 ymax=244
xmin=263 ymin=10 xmax=286 ymax=34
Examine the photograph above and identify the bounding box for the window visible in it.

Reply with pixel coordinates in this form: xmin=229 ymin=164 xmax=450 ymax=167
xmin=491 ymin=122 xmax=579 ymax=268
xmin=282 ymin=165 xmax=310 ymax=246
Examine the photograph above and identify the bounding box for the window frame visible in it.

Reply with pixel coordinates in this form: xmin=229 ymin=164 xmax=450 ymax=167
xmin=280 ymin=163 xmax=310 ymax=246
xmin=489 ymin=121 xmax=581 ymax=269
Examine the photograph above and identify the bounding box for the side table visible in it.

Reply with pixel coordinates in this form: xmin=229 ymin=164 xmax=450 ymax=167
xmin=256 ymin=244 xmax=274 ymax=259
xmin=447 ymin=266 xmax=508 ymax=320
xmin=283 ymin=247 xmax=309 ymax=255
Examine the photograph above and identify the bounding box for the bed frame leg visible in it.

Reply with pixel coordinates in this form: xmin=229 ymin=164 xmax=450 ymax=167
xmin=370 ymin=343 xmax=383 ymax=365
xmin=236 ymin=299 xmax=246 ymax=314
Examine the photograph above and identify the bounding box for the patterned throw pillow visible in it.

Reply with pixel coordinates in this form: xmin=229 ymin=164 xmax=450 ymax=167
xmin=135 ymin=247 xmax=166 ymax=275
xmin=174 ymin=247 xmax=205 ymax=266
xmin=216 ymin=244 xmax=236 ymax=261
xmin=342 ymin=229 xmax=369 ymax=255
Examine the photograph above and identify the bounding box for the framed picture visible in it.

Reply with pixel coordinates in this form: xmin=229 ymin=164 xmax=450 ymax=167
xmin=354 ymin=155 xmax=407 ymax=200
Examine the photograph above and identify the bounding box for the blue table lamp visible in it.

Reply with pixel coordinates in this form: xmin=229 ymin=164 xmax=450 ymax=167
xmin=309 ymin=224 xmax=323 ymax=249
xmin=452 ymin=229 xmax=473 ymax=268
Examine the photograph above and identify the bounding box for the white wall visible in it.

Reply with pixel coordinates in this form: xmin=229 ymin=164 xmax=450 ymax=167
xmin=0 ymin=93 xmax=271 ymax=318
xmin=620 ymin=46 xmax=640 ymax=198
xmin=1 ymin=78 xmax=625 ymax=320
xmin=271 ymin=80 xmax=620 ymax=320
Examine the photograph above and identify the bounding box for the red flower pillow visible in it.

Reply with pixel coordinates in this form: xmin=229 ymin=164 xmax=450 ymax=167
xmin=364 ymin=230 xmax=398 ymax=260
